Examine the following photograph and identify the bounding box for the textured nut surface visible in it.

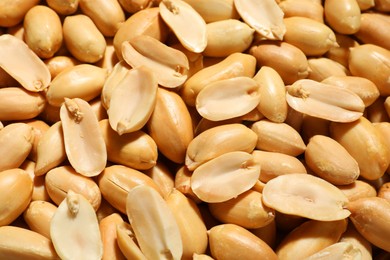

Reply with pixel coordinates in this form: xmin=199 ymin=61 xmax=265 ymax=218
xmin=305 ymin=241 xmax=362 ymax=260
xmin=23 ymin=201 xmax=57 ymax=239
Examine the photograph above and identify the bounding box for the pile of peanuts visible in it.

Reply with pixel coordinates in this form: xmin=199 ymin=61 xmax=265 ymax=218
xmin=0 ymin=0 xmax=390 ymax=259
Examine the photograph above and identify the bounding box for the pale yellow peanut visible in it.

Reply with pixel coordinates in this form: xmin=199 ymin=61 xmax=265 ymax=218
xmin=347 ymin=197 xmax=390 ymax=252
xmin=0 ymin=87 xmax=46 ymax=121
xmin=118 ymin=0 xmax=153 ymax=13
xmin=373 ymin=122 xmax=390 ymax=174
xmin=107 ymin=67 xmax=158 ymax=134
xmin=0 ymin=226 xmax=58 ymax=260
xmin=95 ymin=38 xmax=120 ymax=72
xmin=20 ymin=160 xmax=51 ymax=202
xmin=325 ymin=33 xmax=359 ymax=68
xmin=99 ymin=213 xmax=126 ymax=260
xmin=250 ymin=219 xmax=277 ymax=249
xmin=60 ymin=98 xmax=107 ymax=176
xmin=283 ymin=17 xmax=338 ymax=56
xmin=278 ymin=0 xmax=324 ymax=23
xmin=126 ymin=185 xmax=183 ymax=260
xmin=194 ymin=117 xmax=242 ymax=135
xmin=160 ymin=0 xmax=207 ymax=53
xmin=305 ymin=241 xmax=361 ymax=260
xmin=79 ymin=0 xmax=125 ymax=37
xmin=23 ymin=201 xmax=57 ymax=239
xmin=322 ymin=76 xmax=379 ymax=107
xmin=340 ymin=224 xmax=373 ymax=260
xmin=166 ymin=189 xmax=208 ymax=259
xmin=113 ymin=7 xmax=168 ymax=60
xmin=0 ymin=34 xmax=51 ymax=91
xmin=324 ymin=0 xmax=361 ymax=34
xmin=23 ymin=5 xmax=63 ymax=59
xmin=305 ymin=135 xmax=360 ymax=185
xmin=276 ymin=219 xmax=348 ymax=260
xmin=147 ymin=87 xmax=193 ymax=163
xmin=355 ymin=13 xmax=390 ymax=51
xmin=25 ymin=120 xmax=50 ymax=162
xmin=209 ymin=190 xmax=274 ymax=229
xmin=116 ymin=222 xmax=147 ymax=260
xmin=99 ymin=119 xmax=157 ymax=170
xmin=175 ymin=166 xmax=201 ymax=203
xmin=63 ymin=14 xmax=107 ymax=63
xmin=234 ymin=0 xmax=285 ymax=40
xmin=186 ymin=123 xmax=257 ymax=171
xmin=0 ymin=0 xmax=40 ymax=27
xmin=366 ymin=97 xmax=390 ymax=123
xmin=348 ymin=44 xmax=390 ymax=96
xmin=144 ymin=161 xmax=175 ymax=199
xmin=0 ymin=169 xmax=33 ymax=226
xmin=263 ymin=173 xmax=350 ymax=221
xmin=337 ymin=180 xmax=377 ymax=202
xmin=181 ymin=52 xmax=256 ymax=106
xmin=122 ymin=35 xmax=189 ymax=88
xmin=181 ymin=0 xmax=239 ymax=23
xmin=252 ymin=150 xmax=307 ymax=183
xmin=251 ymin=119 xmax=306 ymax=156
xmin=307 ymin=57 xmax=348 ymax=82
xmin=356 ymin=0 xmax=375 ymax=9
xmin=170 ymin=43 xmax=204 ymax=79
xmin=0 ymin=123 xmax=34 ymax=171
xmin=46 ymin=0 xmax=79 ymax=15
xmin=193 ymin=254 xmax=215 ymax=260
xmin=46 ymin=64 xmax=107 ymax=107
xmin=286 ymin=79 xmax=365 ymax=123
xmin=98 ymin=165 xmax=163 ymax=213
xmin=254 ymin=66 xmax=288 ymax=123
xmin=330 ymin=116 xmax=390 ymax=180
xmin=44 ymin=56 xmax=80 ymax=79
xmin=209 ymin=224 xmax=278 ymax=260
xmin=191 ymin=151 xmax=260 ymax=203
xmin=50 ymin=190 xmax=103 ymax=260
xmin=45 ymin=166 xmax=102 ymax=211
xmin=250 ymin=41 xmax=309 ymax=85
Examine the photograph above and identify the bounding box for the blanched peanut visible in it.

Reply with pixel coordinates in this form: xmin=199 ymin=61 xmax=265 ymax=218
xmin=118 ymin=0 xmax=153 ymax=13
xmin=181 ymin=0 xmax=239 ymax=23
xmin=278 ymin=0 xmax=324 ymax=23
xmin=99 ymin=213 xmax=126 ymax=260
xmin=46 ymin=0 xmax=79 ymax=15
xmin=307 ymin=57 xmax=348 ymax=82
xmin=340 ymin=224 xmax=373 ymax=260
xmin=44 ymin=56 xmax=80 ymax=79
xmin=144 ymin=162 xmax=175 ymax=199
xmin=355 ymin=13 xmax=390 ymax=50
xmin=23 ymin=201 xmax=57 ymax=239
xmin=0 ymin=0 xmax=40 ymax=27
xmin=325 ymin=33 xmax=359 ymax=68
xmin=337 ymin=180 xmax=377 ymax=202
xmin=324 ymin=0 xmax=361 ymax=34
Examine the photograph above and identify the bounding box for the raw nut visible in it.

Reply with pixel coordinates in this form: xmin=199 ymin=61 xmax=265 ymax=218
xmin=147 ymin=87 xmax=193 ymax=163
xmin=46 ymin=0 xmax=79 ymax=15
xmin=209 ymin=224 xmax=278 ymax=260
xmin=46 ymin=64 xmax=107 ymax=107
xmin=98 ymin=165 xmax=163 ymax=213
xmin=307 ymin=57 xmax=348 ymax=82
xmin=25 ymin=119 xmax=50 ymax=162
xmin=191 ymin=151 xmax=261 ymax=203
xmin=79 ymin=0 xmax=125 ymax=37
xmin=0 ymin=34 xmax=51 ymax=91
xmin=278 ymin=0 xmax=324 ymax=23
xmin=254 ymin=66 xmax=288 ymax=123
xmin=354 ymin=13 xmax=390 ymax=50
xmin=113 ymin=7 xmax=168 ymax=60
xmin=0 ymin=169 xmax=33 ymax=226
xmin=252 ymin=150 xmax=307 ymax=183
xmin=181 ymin=0 xmax=239 ymax=23
xmin=262 ymin=173 xmax=351 ymax=221
xmin=193 ymin=254 xmax=214 ymax=260
xmin=337 ymin=180 xmax=377 ymax=202
xmin=34 ymin=121 xmax=66 ymax=176
xmin=196 ymin=76 xmax=261 ymax=121
xmin=283 ymin=16 xmax=338 ymax=56
xmin=60 ymin=98 xmax=107 ymax=176
xmin=340 ymin=224 xmax=373 ymax=260
xmin=322 ymin=76 xmax=380 ymax=107
xmin=126 ymin=185 xmax=183 ymax=260
xmin=99 ymin=213 xmax=126 ymax=260
xmin=0 ymin=226 xmax=58 ymax=259
xmin=166 ymin=189 xmax=208 ymax=259
xmin=116 ymin=222 xmax=147 ymax=260
xmin=348 ymin=44 xmax=390 ymax=96
xmin=23 ymin=201 xmax=57 ymax=239
xmin=325 ymin=33 xmax=359 ymax=68
xmin=144 ymin=162 xmax=175 ymax=199
xmin=251 ymin=119 xmax=306 ymax=157
xmin=21 ymin=161 xmax=51 ymax=202
xmin=44 ymin=56 xmax=80 ymax=79
xmin=99 ymin=119 xmax=158 ymax=170
xmin=0 ymin=0 xmax=40 ymax=27
xmin=63 ymin=14 xmax=107 ymax=63
xmin=159 ymin=0 xmax=207 ymax=53
xmin=50 ymin=190 xmax=103 ymax=260
xmin=276 ymin=219 xmax=348 ymax=260
xmin=234 ymin=0 xmax=285 ymax=40
xmin=186 ymin=123 xmax=258 ymax=171
xmin=45 ymin=166 xmax=101 ymax=211
xmin=324 ymin=0 xmax=361 ymax=34
xmin=203 ymin=19 xmax=254 ymax=58
xmin=181 ymin=52 xmax=256 ymax=106
xmin=122 ymin=35 xmax=189 ymax=88
xmin=107 ymin=66 xmax=158 ymax=134
xmin=249 ymin=41 xmax=309 ymax=85
xmin=286 ymin=79 xmax=365 ymax=123
xmin=304 ymin=241 xmax=361 ymax=260
xmin=305 ymin=135 xmax=360 ymax=185
xmin=347 ymin=197 xmax=390 ymax=252
xmin=23 ymin=5 xmax=63 ymax=59
xmin=330 ymin=116 xmax=390 ymax=180
xmin=0 ymin=123 xmax=34 ymax=171
xmin=118 ymin=0 xmax=153 ymax=13
xmin=208 ymin=190 xmax=275 ymax=229
xmin=175 ymin=166 xmax=201 ymax=203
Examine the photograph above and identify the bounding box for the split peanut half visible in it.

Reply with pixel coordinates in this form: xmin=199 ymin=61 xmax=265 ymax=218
xmin=0 ymin=34 xmax=51 ymax=92
xmin=262 ymin=173 xmax=351 ymax=221
xmin=159 ymin=0 xmax=207 ymax=53
xmin=304 ymin=241 xmax=362 ymax=260
xmin=60 ymin=98 xmax=107 ymax=177
xmin=122 ymin=35 xmax=189 ymax=88
xmin=116 ymin=222 xmax=147 ymax=260
xmin=50 ymin=190 xmax=103 ymax=260
xmin=126 ymin=185 xmax=183 ymax=260
xmin=99 ymin=213 xmax=126 ymax=260
xmin=180 ymin=0 xmax=239 ymax=23
xmin=234 ymin=0 xmax=286 ymax=40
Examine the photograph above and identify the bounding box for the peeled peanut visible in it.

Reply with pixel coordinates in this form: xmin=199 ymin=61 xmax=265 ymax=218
xmin=0 ymin=0 xmax=40 ymax=27
xmin=44 ymin=56 xmax=80 ymax=79
xmin=181 ymin=0 xmax=239 ymax=23
xmin=307 ymin=57 xmax=348 ymax=82
xmin=278 ymin=0 xmax=324 ymax=23
xmin=99 ymin=213 xmax=126 ymax=260
xmin=340 ymin=224 xmax=373 ymax=260
xmin=337 ymin=180 xmax=377 ymax=202
xmin=144 ymin=162 xmax=175 ymax=199
xmin=325 ymin=33 xmax=359 ymax=68
xmin=118 ymin=0 xmax=153 ymax=13
xmin=23 ymin=201 xmax=57 ymax=239
xmin=46 ymin=0 xmax=79 ymax=15
xmin=355 ymin=13 xmax=390 ymax=50
xmin=324 ymin=0 xmax=361 ymax=34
